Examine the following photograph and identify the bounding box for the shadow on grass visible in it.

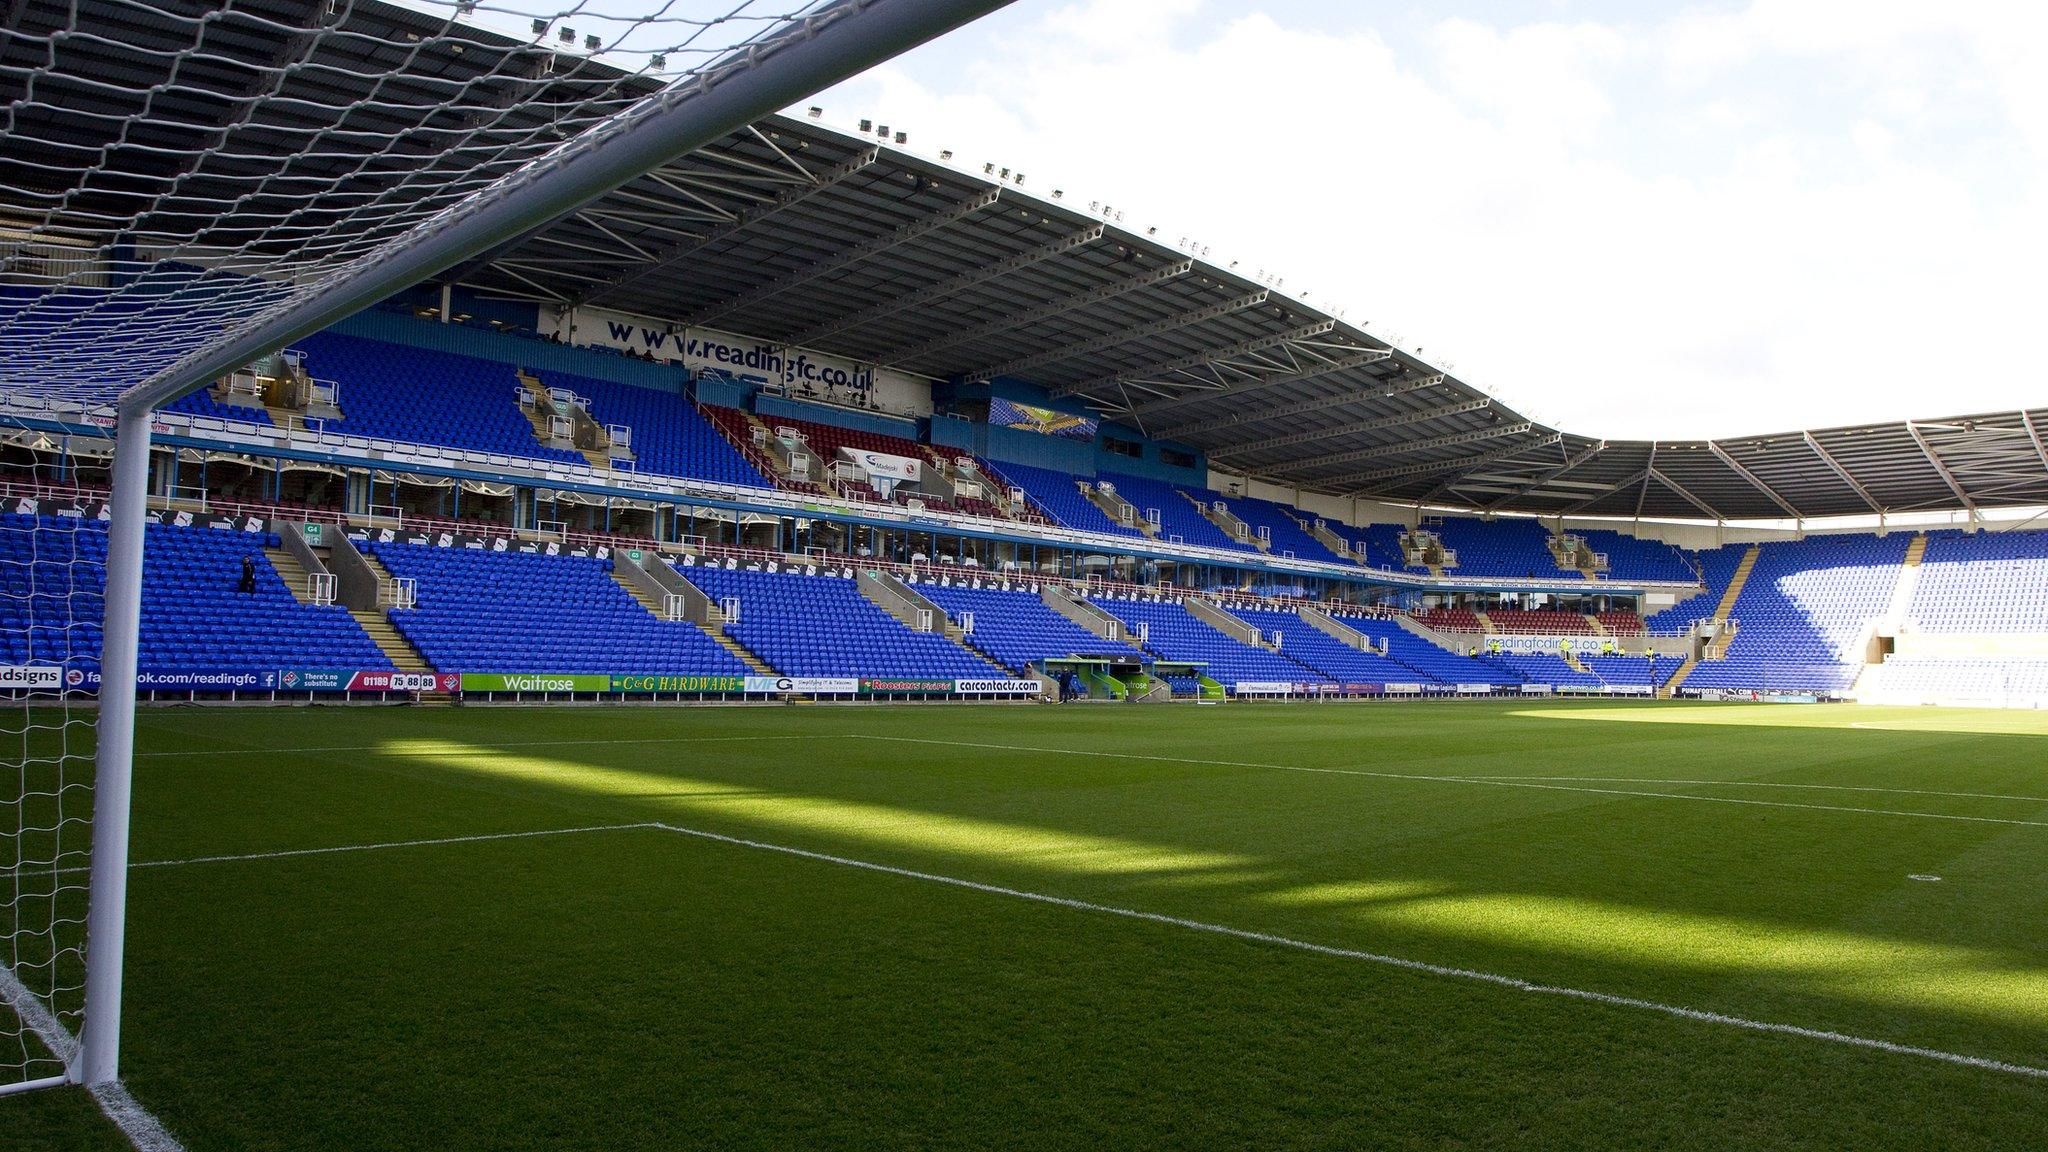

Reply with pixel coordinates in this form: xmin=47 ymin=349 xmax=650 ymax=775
xmin=326 ymin=699 xmax=2048 ymax=1066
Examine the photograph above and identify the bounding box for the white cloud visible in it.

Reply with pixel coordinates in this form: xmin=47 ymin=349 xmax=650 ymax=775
xmin=812 ymin=1 xmax=2048 ymax=439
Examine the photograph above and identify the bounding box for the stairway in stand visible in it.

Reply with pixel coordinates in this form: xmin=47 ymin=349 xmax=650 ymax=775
xmin=1703 ymin=544 xmax=1761 ymax=658
xmin=265 ymin=547 xmax=318 ymax=605
xmin=348 ymin=609 xmax=434 ymax=676
xmin=611 ymin=570 xmax=671 ymax=618
xmin=1660 ymin=654 xmax=1699 ymax=698
xmin=696 ymin=621 xmax=775 ymax=676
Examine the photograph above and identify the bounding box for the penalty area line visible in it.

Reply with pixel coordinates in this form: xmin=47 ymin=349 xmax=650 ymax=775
xmin=645 ymin=819 xmax=2048 ymax=1083
xmin=48 ymin=823 xmax=659 ymax=876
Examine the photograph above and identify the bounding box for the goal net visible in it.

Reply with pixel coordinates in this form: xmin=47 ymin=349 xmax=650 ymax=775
xmin=0 ymin=438 xmax=110 ymax=1092
xmin=0 ymin=0 xmax=986 ymax=1099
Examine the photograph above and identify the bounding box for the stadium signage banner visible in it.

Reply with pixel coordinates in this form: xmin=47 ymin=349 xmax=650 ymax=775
xmin=460 ymin=673 xmax=609 ymax=693
xmin=1231 ymin=681 xmax=1296 ymax=696
xmin=744 ymin=676 xmax=859 ymax=694
xmin=1454 ymin=683 xmax=1493 ymax=695
xmin=550 ymin=307 xmax=932 ymax=417
xmin=988 ymin=397 xmax=1099 ymax=441
xmin=1490 ymin=636 xmax=1609 ymax=654
xmin=610 ymin=674 xmax=745 ymax=694
xmin=842 ymin=449 xmax=920 ymax=483
xmin=136 ymin=669 xmax=280 ymax=690
xmin=281 ymin=669 xmax=456 ymax=693
xmin=953 ymin=679 xmax=1035 ymax=696
xmin=1520 ymin=684 xmax=1555 ymax=695
xmin=859 ymin=677 xmax=955 ymax=694
xmin=1384 ymin=683 xmax=1424 ymax=695
xmin=0 ymin=665 xmax=62 ymax=690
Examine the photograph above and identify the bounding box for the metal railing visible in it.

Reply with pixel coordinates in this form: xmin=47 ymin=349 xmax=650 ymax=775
xmin=380 ymin=576 xmax=417 ymax=610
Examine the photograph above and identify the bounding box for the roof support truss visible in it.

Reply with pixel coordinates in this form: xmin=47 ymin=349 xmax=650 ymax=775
xmin=1286 ymin=422 xmax=1531 ymax=479
xmin=1634 ymin=444 xmax=1658 ymax=520
xmin=1801 ymin=431 xmax=1883 ymax=514
xmin=1649 ymin=467 xmax=1726 ymax=521
xmin=964 ymin=290 xmax=1270 ymax=383
xmin=678 ymin=187 xmax=1001 ymax=329
xmin=1906 ymin=421 xmax=1976 ymax=512
xmin=567 ymin=147 xmax=880 ymax=309
xmin=889 ymin=257 xmax=1195 ymax=364
xmin=1053 ymin=321 xmax=1343 ymax=404
xmin=1559 ymin=469 xmax=1649 ymax=516
xmin=785 ymin=225 xmax=1104 ymax=347
xmin=2023 ymin=412 xmax=2048 ymax=477
xmin=1480 ymin=440 xmax=1608 ymax=512
xmin=1209 ymin=395 xmax=1487 ymax=461
xmin=1138 ymin=350 xmax=1409 ymax=430
xmin=1159 ymin=365 xmax=1430 ymax=438
xmin=1707 ymin=441 xmax=1806 ymax=520
xmin=1332 ymin=433 xmax=1562 ymax=490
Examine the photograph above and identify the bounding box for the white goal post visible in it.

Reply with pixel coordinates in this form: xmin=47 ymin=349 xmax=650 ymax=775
xmin=0 ymin=0 xmax=1015 ymax=1101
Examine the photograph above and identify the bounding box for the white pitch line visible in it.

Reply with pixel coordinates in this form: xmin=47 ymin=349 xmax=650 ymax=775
xmin=0 ymin=962 xmax=184 ymax=1152
xmin=845 ymin=735 xmax=2048 ymax=830
xmin=644 ymin=820 xmax=2048 ymax=1081
xmin=134 ymin=733 xmax=816 ymax=760
xmin=1461 ymin=775 xmax=2048 ymax=805
xmin=45 ymin=823 xmax=657 ymax=876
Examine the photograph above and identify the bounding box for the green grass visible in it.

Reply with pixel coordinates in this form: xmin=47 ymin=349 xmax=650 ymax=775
xmin=12 ymin=699 xmax=2048 ymax=1149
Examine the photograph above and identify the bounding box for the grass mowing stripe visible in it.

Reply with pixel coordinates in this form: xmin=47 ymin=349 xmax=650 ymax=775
xmin=849 ymin=734 xmax=2048 ymax=829
xmin=1465 ymin=776 xmax=2048 ymax=804
xmin=134 ymin=734 xmax=817 ymax=760
xmin=2 ymin=963 xmax=184 ymax=1152
xmin=644 ymin=818 xmax=2048 ymax=1083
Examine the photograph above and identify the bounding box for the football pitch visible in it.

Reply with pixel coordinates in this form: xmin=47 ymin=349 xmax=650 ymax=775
xmin=14 ymin=699 xmax=2048 ymax=1150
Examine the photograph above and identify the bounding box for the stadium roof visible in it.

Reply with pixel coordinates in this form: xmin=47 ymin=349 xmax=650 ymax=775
xmin=15 ymin=0 xmax=2046 ymax=523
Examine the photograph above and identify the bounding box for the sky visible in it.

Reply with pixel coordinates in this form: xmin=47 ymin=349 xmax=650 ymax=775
xmin=801 ymin=0 xmax=2048 ymax=440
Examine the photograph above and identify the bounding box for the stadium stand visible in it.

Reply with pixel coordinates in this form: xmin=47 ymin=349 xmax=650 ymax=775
xmin=1329 ymin=612 xmax=1524 ymax=686
xmin=536 ymin=369 xmax=768 ymax=488
xmin=1861 ymin=657 xmax=2048 ymax=701
xmin=1216 ymin=495 xmax=1329 ymax=559
xmin=1417 ymin=607 xmax=1485 ymax=634
xmin=1224 ymin=607 xmax=1418 ymax=683
xmin=1684 ymin=534 xmax=1909 ymax=692
xmin=1584 ymin=653 xmax=1667 ymax=688
xmin=1575 ymin=529 xmax=1696 ymax=583
xmin=913 ymin=580 xmax=1117 ymax=675
xmin=294 ymin=332 xmax=592 ymax=468
xmin=1098 ymin=473 xmax=1248 ymax=551
xmin=1485 ymin=652 xmax=1602 ymax=688
xmin=985 ymin=461 xmax=1145 ymax=537
xmin=1089 ymin=596 xmax=1327 ymax=688
xmin=1645 ymin=545 xmax=1746 ymax=633
xmin=680 ymin=564 xmax=1007 ymax=680
xmin=166 ymin=387 xmax=274 ymax=425
xmin=1907 ymin=529 xmax=2048 ymax=632
xmin=367 ymin=541 xmax=749 ymax=676
xmin=1427 ymin=516 xmax=1562 ymax=578
xmin=1486 ymin=609 xmax=1599 ymax=635
xmin=1594 ymin=611 xmax=1648 ymax=636
xmin=698 ymin=403 xmax=828 ymax=496
xmin=0 ymin=514 xmax=388 ymax=675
